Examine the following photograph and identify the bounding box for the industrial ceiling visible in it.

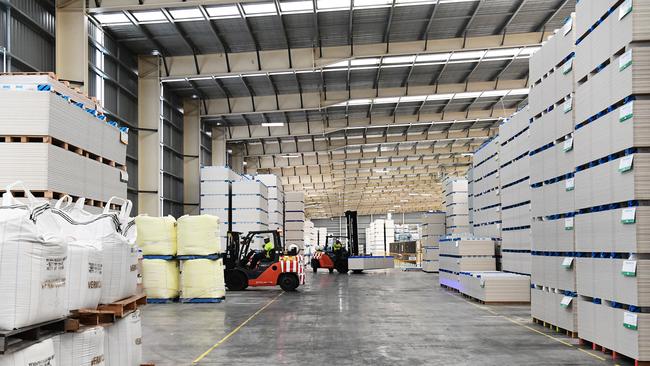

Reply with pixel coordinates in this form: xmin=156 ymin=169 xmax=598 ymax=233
xmin=89 ymin=0 xmax=575 ymax=218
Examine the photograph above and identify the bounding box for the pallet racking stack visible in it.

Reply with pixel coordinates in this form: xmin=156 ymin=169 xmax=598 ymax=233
xmin=573 ymin=1 xmax=650 ymax=362
xmin=499 ymin=108 xmax=532 ymax=275
xmin=443 ymin=177 xmax=470 ymax=235
xmin=467 ymin=168 xmax=475 ymax=233
xmin=420 ymin=212 xmax=446 ymax=273
xmin=528 ymin=14 xmax=578 ymax=334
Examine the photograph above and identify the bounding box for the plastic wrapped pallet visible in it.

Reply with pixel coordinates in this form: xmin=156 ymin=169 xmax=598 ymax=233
xmin=459 ymin=272 xmax=531 ymax=303
xmin=0 ymin=190 xmax=68 ymax=330
xmin=142 ymin=259 xmax=179 ymax=300
xmin=104 ymin=309 xmax=142 ymax=366
xmin=65 ymin=240 xmax=103 ymax=311
xmin=177 ymin=215 xmax=221 ymax=256
xmin=135 ymin=216 xmax=177 ymax=256
xmin=0 ymin=338 xmax=56 ymax=366
xmin=53 ymin=326 xmax=105 ymax=366
xmin=180 ymin=259 xmax=226 ymax=301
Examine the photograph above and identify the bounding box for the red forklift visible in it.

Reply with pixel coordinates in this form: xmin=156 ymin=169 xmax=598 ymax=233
xmin=224 ymin=230 xmax=305 ymax=291
xmin=310 ymin=211 xmax=360 ymax=274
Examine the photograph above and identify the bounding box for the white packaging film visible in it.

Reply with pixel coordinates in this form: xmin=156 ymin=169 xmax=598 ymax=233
xmin=104 ymin=310 xmax=142 ymax=366
xmin=142 ymin=259 xmax=179 ymax=299
xmin=135 ymin=216 xmax=177 ymax=256
xmin=180 ymin=259 xmax=226 ymax=299
xmin=0 ymin=184 xmax=68 ymax=330
xmin=176 ymin=215 xmax=221 ymax=255
xmin=53 ymin=326 xmax=105 ymax=366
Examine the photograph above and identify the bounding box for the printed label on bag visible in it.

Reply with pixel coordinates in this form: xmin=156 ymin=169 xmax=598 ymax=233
xmin=562 ymin=257 xmax=574 ymax=268
xmin=563 ymin=137 xmax=573 ymax=152
xmin=620 ymin=102 xmax=634 ymax=122
xmin=565 ymin=217 xmax=574 ymax=230
xmin=621 ymin=207 xmax=636 ymax=224
xmin=563 ymin=58 xmax=573 ymax=74
xmin=563 ymin=98 xmax=573 ymax=113
xmin=562 ymin=17 xmax=573 ymax=36
xmin=566 ymin=177 xmax=575 ymax=191
xmin=624 ymin=311 xmax=638 ymax=330
xmin=619 ymin=155 xmax=634 ymax=172
xmin=620 ymin=49 xmax=633 ymax=71
xmin=622 ymin=260 xmax=637 ymax=277
xmin=560 ymin=296 xmax=573 ymax=307
xmin=120 ymin=130 xmax=129 ymax=144
xmin=619 ymin=0 xmax=633 ymax=20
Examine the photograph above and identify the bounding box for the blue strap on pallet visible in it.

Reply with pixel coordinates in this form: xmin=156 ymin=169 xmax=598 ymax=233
xmin=143 ymin=255 xmax=175 ymax=260
xmin=147 ymin=298 xmax=178 ymax=304
xmin=180 ymin=298 xmax=225 ymax=304
xmin=177 ymin=254 xmax=222 ymax=260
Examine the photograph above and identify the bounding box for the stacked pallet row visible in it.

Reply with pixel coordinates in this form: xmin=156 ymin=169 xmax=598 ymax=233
xmin=443 ymin=177 xmax=470 ymax=235
xmin=499 ymin=108 xmax=533 ymax=275
xmin=573 ymin=1 xmax=650 ymax=362
xmin=0 ymin=74 xmax=127 ymax=205
xmin=467 ymin=168 xmax=475 ymax=233
xmin=472 ymin=137 xmax=502 ymax=240
xmin=200 ymin=166 xmax=269 ymax=248
xmin=366 ymin=219 xmax=395 ymax=256
xmin=421 ymin=212 xmax=446 ymax=273
xmin=256 ymin=174 xmax=284 ymax=232
xmin=285 ymin=192 xmax=305 ymax=250
xmin=528 ymin=14 xmax=578 ymax=334
xmin=439 ymin=237 xmax=497 ymax=291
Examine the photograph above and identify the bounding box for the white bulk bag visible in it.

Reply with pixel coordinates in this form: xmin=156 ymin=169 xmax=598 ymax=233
xmin=102 ymin=197 xmax=136 ymax=244
xmin=177 ymin=215 xmax=221 ymax=256
xmin=0 ymin=184 xmax=68 ymax=330
xmin=104 ymin=310 xmax=142 ymax=366
xmin=34 ymin=199 xmax=138 ymax=304
xmin=53 ymin=326 xmax=105 ymax=366
xmin=180 ymin=259 xmax=225 ymax=300
xmin=65 ymin=240 xmax=103 ymax=311
xmin=0 ymin=338 xmax=56 ymax=366
xmin=135 ymin=215 xmax=177 ymax=256
xmin=142 ymin=259 xmax=179 ymax=299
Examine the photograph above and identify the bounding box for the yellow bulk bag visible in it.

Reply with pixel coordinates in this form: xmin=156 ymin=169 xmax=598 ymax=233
xmin=135 ymin=216 xmax=177 ymax=255
xmin=141 ymin=259 xmax=179 ymax=299
xmin=177 ymin=215 xmax=221 ymax=256
xmin=180 ymin=259 xmax=225 ymax=300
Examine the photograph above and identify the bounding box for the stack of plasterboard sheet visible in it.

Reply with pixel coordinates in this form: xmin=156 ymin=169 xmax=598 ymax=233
xmin=421 ymin=212 xmax=445 ymax=273
xmin=439 ymin=237 xmax=496 ymax=290
xmin=255 ymin=174 xmax=284 ymax=231
xmin=200 ymin=166 xmax=269 ymax=247
xmin=284 ymin=191 xmax=305 ymax=249
xmin=317 ymin=227 xmax=327 ymax=248
xmin=366 ymin=219 xmax=395 ymax=256
xmin=576 ymin=256 xmax=650 ymax=307
xmin=467 ymin=168 xmax=475 ymax=230
xmin=529 ymin=13 xmax=578 ymax=333
xmin=471 ymin=137 xmax=502 ymax=239
xmin=0 ymin=75 xmax=127 ymax=203
xmin=443 ymin=178 xmax=470 ymax=235
xmin=459 ymin=271 xmax=531 ymax=303
xmin=499 ymin=108 xmax=532 ymax=275
xmin=348 ymin=256 xmax=394 ymax=271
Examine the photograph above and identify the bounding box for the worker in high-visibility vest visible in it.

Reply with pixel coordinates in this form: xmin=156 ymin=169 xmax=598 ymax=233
xmin=332 ymin=239 xmax=343 ymax=260
xmin=251 ymin=237 xmax=275 ymax=268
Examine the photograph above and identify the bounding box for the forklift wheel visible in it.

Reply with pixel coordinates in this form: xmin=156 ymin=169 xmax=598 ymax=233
xmin=352 ymin=270 xmax=363 ymax=274
xmin=225 ymin=270 xmax=248 ymax=291
xmin=312 ymin=266 xmax=317 ymax=273
xmin=328 ymin=268 xmax=334 ymax=274
xmin=279 ymin=274 xmax=299 ymax=291
xmin=336 ymin=267 xmax=349 ymax=274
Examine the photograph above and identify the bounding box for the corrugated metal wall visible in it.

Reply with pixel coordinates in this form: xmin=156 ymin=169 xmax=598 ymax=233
xmin=161 ymin=87 xmax=184 ymax=217
xmin=0 ymin=0 xmax=55 ymax=72
xmin=88 ymin=20 xmax=140 ymax=212
xmin=312 ymin=212 xmax=428 ymax=249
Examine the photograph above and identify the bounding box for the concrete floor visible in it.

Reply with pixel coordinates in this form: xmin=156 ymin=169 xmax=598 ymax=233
xmin=142 ymin=270 xmax=627 ymax=366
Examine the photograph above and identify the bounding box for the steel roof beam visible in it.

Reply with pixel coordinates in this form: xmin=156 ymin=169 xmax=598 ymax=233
xmin=457 ymin=0 xmax=485 ymax=38
xmin=495 ymin=0 xmax=527 ymax=35
xmin=536 ymin=0 xmax=571 ymax=32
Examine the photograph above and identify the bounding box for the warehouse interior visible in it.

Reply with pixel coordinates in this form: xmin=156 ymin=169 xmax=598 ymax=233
xmin=2 ymin=0 xmax=648 ymax=365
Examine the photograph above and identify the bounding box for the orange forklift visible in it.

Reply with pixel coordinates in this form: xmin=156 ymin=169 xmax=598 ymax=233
xmin=310 ymin=211 xmax=360 ymax=274
xmin=224 ymin=230 xmax=305 ymax=291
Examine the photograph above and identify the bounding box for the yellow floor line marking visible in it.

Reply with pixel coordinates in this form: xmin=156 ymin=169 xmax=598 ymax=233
xmin=448 ymin=291 xmax=607 ymax=362
xmin=192 ymin=292 xmax=284 ymax=364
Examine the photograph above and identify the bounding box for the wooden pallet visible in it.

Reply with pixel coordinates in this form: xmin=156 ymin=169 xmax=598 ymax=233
xmin=0 ymin=72 xmax=101 ymax=110
xmin=532 ymin=317 xmax=578 ymax=338
xmin=0 ymin=71 xmax=58 ymax=79
xmin=440 ymin=283 xmax=460 ymax=292
xmin=578 ymin=338 xmax=650 ymax=366
xmin=0 ymin=318 xmax=66 ymax=355
xmin=98 ymin=293 xmax=147 ymax=318
xmin=65 ymin=309 xmax=117 ymax=332
xmin=0 ymin=134 xmax=127 ymax=171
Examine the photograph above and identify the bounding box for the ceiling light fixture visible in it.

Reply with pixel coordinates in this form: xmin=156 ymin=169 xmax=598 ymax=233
xmin=261 ymin=122 xmax=284 ymax=127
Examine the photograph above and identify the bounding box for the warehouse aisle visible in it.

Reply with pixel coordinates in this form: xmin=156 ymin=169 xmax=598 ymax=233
xmin=142 ymin=271 xmax=618 ymax=366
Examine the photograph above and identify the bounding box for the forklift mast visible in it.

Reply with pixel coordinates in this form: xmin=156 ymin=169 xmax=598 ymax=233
xmin=345 ymin=210 xmax=359 ymax=256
